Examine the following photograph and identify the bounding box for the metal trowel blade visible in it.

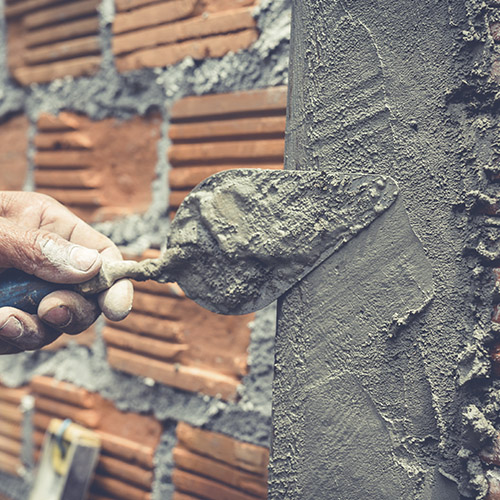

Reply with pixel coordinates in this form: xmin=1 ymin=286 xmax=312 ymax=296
xmin=165 ymin=169 xmax=399 ymax=315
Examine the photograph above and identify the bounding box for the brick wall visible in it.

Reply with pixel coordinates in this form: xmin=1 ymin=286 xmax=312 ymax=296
xmin=105 ymin=251 xmax=255 ymax=401
xmin=172 ymin=422 xmax=268 ymax=500
xmin=113 ymin=0 xmax=259 ymax=72
xmin=5 ymin=0 xmax=102 ymax=85
xmin=0 ymin=0 xmax=290 ymax=498
xmin=34 ymin=111 xmax=161 ymax=222
xmin=31 ymin=376 xmax=161 ymax=499
xmin=0 ymin=385 xmax=28 ymax=478
xmin=168 ymin=86 xmax=286 ymax=210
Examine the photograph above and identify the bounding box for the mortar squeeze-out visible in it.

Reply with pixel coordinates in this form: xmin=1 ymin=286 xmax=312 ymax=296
xmin=78 ymin=169 xmax=399 ymax=315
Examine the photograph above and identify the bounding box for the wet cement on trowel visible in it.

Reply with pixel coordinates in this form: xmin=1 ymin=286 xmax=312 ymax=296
xmin=126 ymin=169 xmax=399 ymax=315
xmin=269 ymin=1 xmax=500 ymax=499
xmin=0 ymin=0 xmax=291 ymax=498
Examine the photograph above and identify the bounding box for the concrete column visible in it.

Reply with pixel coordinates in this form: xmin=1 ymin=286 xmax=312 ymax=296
xmin=269 ymin=1 xmax=481 ymax=498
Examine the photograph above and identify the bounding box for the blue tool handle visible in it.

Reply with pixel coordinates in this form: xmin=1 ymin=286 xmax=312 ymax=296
xmin=0 ymin=269 xmax=72 ymax=315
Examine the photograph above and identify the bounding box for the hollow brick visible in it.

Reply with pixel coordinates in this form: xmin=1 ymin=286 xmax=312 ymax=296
xmin=172 ymin=469 xmax=261 ymax=500
xmin=113 ymin=8 xmax=255 ymax=56
xmin=116 ymin=28 xmax=258 ymax=72
xmin=31 ymin=376 xmax=95 ymax=409
xmin=113 ymin=0 xmax=197 ymax=35
xmin=176 ymin=422 xmax=269 ymax=475
xmin=34 ymin=112 xmax=161 ymax=222
xmin=173 ymin=446 xmax=268 ymax=497
xmin=107 ymin=347 xmax=240 ymax=400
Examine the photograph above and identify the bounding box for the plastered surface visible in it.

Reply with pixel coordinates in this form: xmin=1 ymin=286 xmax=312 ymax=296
xmin=269 ymin=0 xmax=500 ymax=499
xmin=0 ymin=0 xmax=290 ymax=498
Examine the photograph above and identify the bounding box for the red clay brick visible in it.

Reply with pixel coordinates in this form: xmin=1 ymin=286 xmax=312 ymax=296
xmin=117 ymin=28 xmax=258 ymax=71
xmin=168 ymin=138 xmax=285 ymax=164
xmin=173 ymin=469 xmax=260 ymax=500
xmin=107 ymin=347 xmax=240 ymax=400
xmin=169 ymin=115 xmax=286 ymax=141
xmin=113 ymin=7 xmax=255 ymax=56
xmin=24 ymin=0 xmax=99 ymax=30
xmin=4 ymin=0 xmax=62 ymax=19
xmin=26 ymin=17 xmax=99 ymax=48
xmin=173 ymin=447 xmax=268 ymax=497
xmin=113 ymin=0 xmax=197 ymax=35
xmin=34 ymin=112 xmax=161 ymax=222
xmin=103 ymin=326 xmax=188 ymax=361
xmin=109 ymin=312 xmax=185 ymax=342
xmin=97 ymin=430 xmax=155 ymax=470
xmin=25 ymin=35 xmax=100 ymax=66
xmin=92 ymin=475 xmax=151 ymax=500
xmin=176 ymin=423 xmax=269 ymax=475
xmin=31 ymin=376 xmax=95 ymax=408
xmin=171 ymin=86 xmax=288 ymax=120
xmin=14 ymin=55 xmax=101 ymax=85
xmin=0 ymin=115 xmax=29 ymax=191
xmin=35 ymin=169 xmax=101 ymax=189
xmin=97 ymin=455 xmax=154 ymax=490
xmin=35 ymin=149 xmax=92 ymax=168
xmin=202 ymin=0 xmax=255 ymax=12
xmin=169 ymin=189 xmax=191 ymax=209
xmin=34 ymin=396 xmax=101 ymax=428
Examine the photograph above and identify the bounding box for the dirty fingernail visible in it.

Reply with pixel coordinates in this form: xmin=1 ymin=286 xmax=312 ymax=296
xmin=0 ymin=317 xmax=23 ymax=339
xmin=41 ymin=305 xmax=72 ymax=328
xmin=69 ymin=246 xmax=99 ymax=272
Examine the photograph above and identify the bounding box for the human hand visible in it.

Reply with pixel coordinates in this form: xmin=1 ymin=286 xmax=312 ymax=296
xmin=0 ymin=192 xmax=133 ymax=354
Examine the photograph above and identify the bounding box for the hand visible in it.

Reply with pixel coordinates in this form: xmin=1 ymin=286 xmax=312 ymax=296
xmin=0 ymin=192 xmax=133 ymax=354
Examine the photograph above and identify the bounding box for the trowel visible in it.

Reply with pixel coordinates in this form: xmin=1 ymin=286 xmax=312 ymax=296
xmin=0 ymin=169 xmax=399 ymax=316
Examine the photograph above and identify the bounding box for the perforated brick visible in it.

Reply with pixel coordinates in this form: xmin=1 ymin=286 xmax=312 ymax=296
xmin=168 ymin=86 xmax=286 ymax=210
xmin=34 ymin=111 xmax=161 ymax=222
xmin=31 ymin=376 xmax=162 ymax=499
xmin=113 ymin=0 xmax=258 ymax=72
xmin=5 ymin=0 xmax=101 ymax=85
xmin=173 ymin=422 xmax=269 ymax=499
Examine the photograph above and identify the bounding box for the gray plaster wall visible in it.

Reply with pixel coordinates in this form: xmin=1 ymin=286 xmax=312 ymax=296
xmin=0 ymin=0 xmax=290 ymax=498
xmin=269 ymin=0 xmax=500 ymax=499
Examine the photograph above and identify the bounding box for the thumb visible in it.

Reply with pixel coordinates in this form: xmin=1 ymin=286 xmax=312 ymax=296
xmin=0 ymin=219 xmax=102 ymax=284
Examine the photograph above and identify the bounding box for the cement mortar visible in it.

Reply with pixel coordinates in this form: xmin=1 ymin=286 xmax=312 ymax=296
xmin=268 ymin=0 xmax=500 ymax=499
xmin=0 ymin=0 xmax=291 ymax=498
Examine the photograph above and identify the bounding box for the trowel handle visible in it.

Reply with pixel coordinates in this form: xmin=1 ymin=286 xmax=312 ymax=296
xmin=0 ymin=269 xmax=72 ymax=315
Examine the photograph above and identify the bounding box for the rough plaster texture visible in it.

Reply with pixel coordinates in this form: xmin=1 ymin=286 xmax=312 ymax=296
xmin=0 ymin=0 xmax=290 ymax=498
xmin=269 ymin=0 xmax=500 ymax=499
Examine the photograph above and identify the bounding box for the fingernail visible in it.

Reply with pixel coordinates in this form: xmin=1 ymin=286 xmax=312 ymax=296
xmin=41 ymin=305 xmax=72 ymax=328
xmin=69 ymin=246 xmax=99 ymax=272
xmin=0 ymin=317 xmax=23 ymax=339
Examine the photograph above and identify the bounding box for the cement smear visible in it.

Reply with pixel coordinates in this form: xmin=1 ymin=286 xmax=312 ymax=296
xmin=0 ymin=0 xmax=291 ymax=498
